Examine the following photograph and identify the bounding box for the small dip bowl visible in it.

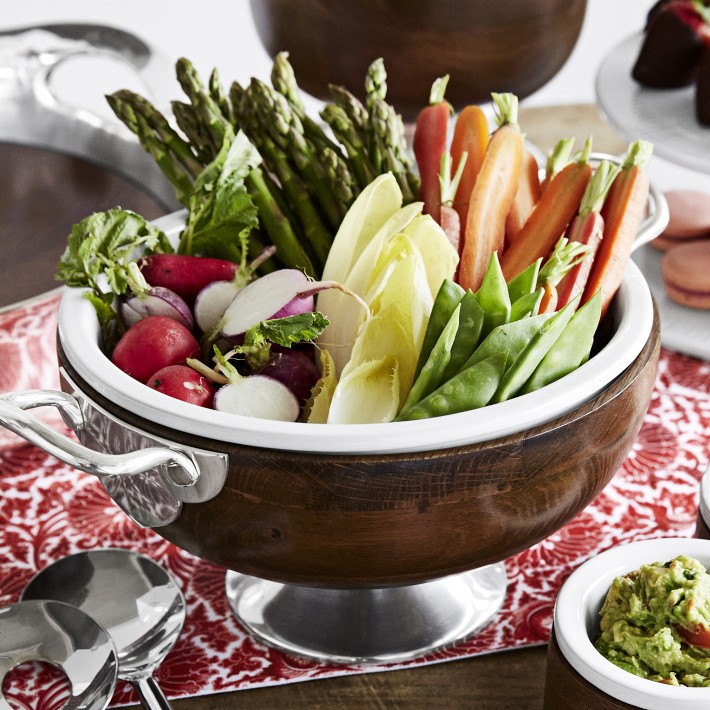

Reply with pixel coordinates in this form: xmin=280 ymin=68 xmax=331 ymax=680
xmin=547 ymin=537 xmax=710 ymax=710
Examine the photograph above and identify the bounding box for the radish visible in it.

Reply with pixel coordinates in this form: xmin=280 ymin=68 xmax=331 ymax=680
xmin=112 ymin=315 xmax=201 ymax=383
xmin=218 ymin=269 xmax=368 ymax=341
xmin=258 ymin=348 xmax=321 ymax=404
xmin=120 ymin=262 xmax=194 ymax=330
xmin=193 ymin=246 xmax=277 ymax=335
xmin=189 ymin=348 xmax=300 ymax=422
xmin=138 ymin=253 xmax=238 ymax=304
xmin=148 ymin=364 xmax=216 ymax=407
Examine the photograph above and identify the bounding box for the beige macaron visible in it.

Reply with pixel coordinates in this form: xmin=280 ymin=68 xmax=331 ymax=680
xmin=661 ymin=240 xmax=710 ymax=309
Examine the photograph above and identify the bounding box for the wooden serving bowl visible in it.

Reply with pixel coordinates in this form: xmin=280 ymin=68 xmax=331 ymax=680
xmin=249 ymin=0 xmax=588 ymax=121
xmin=57 ymin=303 xmax=660 ymax=589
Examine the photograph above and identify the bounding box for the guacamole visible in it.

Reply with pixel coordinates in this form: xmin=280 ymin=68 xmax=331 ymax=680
xmin=595 ymin=555 xmax=710 ymax=687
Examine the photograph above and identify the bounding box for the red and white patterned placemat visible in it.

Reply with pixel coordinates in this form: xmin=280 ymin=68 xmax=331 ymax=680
xmin=1 ymin=349 xmax=708 ymax=708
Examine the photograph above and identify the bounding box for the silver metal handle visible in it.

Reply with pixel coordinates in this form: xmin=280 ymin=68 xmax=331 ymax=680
xmin=0 ymin=391 xmax=198 ymax=487
xmin=132 ymin=675 xmax=173 ymax=710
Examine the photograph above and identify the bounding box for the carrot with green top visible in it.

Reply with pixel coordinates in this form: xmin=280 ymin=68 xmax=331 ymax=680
xmin=438 ymin=151 xmax=468 ymax=251
xmin=540 ymin=137 xmax=575 ymax=193
xmin=413 ymin=75 xmax=452 ymax=224
xmin=556 ymin=159 xmax=621 ymax=309
xmin=458 ymin=92 xmax=523 ymax=293
xmin=581 ymin=140 xmax=653 ymax=317
xmin=501 ymin=137 xmax=593 ymax=282
xmin=450 ymin=104 xmax=490 ymax=230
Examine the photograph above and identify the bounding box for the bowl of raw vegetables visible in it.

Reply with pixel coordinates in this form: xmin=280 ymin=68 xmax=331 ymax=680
xmin=0 ymin=55 xmax=664 ymax=663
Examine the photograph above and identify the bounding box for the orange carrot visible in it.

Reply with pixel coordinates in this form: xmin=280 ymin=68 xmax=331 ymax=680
xmin=557 ymin=160 xmax=620 ymax=309
xmin=581 ymin=141 xmax=653 ymax=317
xmin=539 ymin=282 xmax=558 ymax=313
xmin=438 ymin=151 xmax=468 ymax=251
xmin=413 ymin=75 xmax=452 ymax=224
xmin=457 ymin=93 xmax=523 ymax=292
xmin=505 ymin=149 xmax=542 ymax=245
xmin=501 ymin=138 xmax=593 ymax=282
xmin=450 ymin=104 xmax=490 ymax=230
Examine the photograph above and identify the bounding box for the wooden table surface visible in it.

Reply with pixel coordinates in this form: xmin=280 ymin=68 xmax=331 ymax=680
xmin=128 ymin=104 xmax=627 ymax=710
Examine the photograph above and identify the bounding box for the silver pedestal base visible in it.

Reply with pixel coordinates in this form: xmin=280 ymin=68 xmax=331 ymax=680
xmin=224 ymin=563 xmax=507 ymax=665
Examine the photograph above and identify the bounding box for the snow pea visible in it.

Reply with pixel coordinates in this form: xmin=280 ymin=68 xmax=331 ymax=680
xmin=414 ymin=278 xmax=464 ymax=380
xmin=509 ymin=287 xmax=544 ymax=321
xmin=492 ymin=295 xmax=580 ymax=403
xmin=475 ymin=252 xmax=511 ymax=340
xmin=522 ymin=290 xmax=602 ymax=393
xmin=396 ymin=352 xmax=508 ymax=421
xmin=506 ymin=258 xmax=542 ymax=304
xmin=400 ymin=303 xmax=460 ymax=416
xmin=458 ymin=312 xmax=552 ymax=375
xmin=440 ymin=290 xmax=485 ymax=382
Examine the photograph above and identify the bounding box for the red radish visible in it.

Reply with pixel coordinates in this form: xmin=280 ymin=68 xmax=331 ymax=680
xmin=557 ymin=160 xmax=620 ymax=309
xmin=218 ymin=269 xmax=367 ymax=340
xmin=138 ymin=253 xmax=238 ymax=304
xmin=111 ymin=315 xmax=201 ymax=383
xmin=148 ymin=364 xmax=216 ymax=407
xmin=413 ymin=75 xmax=452 ymax=224
xmin=120 ymin=264 xmax=194 ymax=330
xmin=190 ymin=348 xmax=300 ymax=422
xmin=258 ymin=348 xmax=320 ymax=404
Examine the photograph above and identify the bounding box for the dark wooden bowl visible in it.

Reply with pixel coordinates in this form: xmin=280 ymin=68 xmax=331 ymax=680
xmin=249 ymin=0 xmax=588 ymax=121
xmin=58 ymin=304 xmax=660 ymax=589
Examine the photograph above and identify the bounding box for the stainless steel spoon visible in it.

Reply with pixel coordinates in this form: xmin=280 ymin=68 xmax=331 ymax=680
xmin=22 ymin=548 xmax=186 ymax=710
xmin=0 ymin=599 xmax=118 ymax=709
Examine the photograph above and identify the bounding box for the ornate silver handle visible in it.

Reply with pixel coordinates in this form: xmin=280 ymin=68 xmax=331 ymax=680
xmin=0 ymin=391 xmax=198 ymax=487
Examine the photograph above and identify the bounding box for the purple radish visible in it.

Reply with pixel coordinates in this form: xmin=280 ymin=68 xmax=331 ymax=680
xmin=121 ymin=286 xmax=194 ymax=330
xmin=120 ymin=262 xmax=194 ymax=330
xmin=258 ymin=348 xmax=320 ymax=404
xmin=189 ymin=348 xmax=300 ymax=422
xmin=219 ymin=269 xmax=368 ymax=340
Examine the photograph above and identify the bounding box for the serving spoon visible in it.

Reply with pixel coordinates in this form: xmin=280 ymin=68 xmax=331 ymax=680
xmin=22 ymin=548 xmax=186 ymax=710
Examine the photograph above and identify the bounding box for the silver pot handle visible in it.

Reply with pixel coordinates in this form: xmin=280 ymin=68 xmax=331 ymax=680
xmin=0 ymin=391 xmax=198 ymax=487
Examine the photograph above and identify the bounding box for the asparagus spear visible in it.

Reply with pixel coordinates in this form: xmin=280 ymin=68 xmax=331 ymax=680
xmin=209 ymin=67 xmax=234 ymax=124
xmin=171 ymin=99 xmax=220 ymax=164
xmin=106 ymin=90 xmax=201 ymax=206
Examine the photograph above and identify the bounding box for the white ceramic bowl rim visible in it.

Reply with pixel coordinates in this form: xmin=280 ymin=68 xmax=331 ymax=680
xmin=555 ymin=537 xmax=710 ymax=710
xmin=57 ymin=213 xmax=654 ymax=454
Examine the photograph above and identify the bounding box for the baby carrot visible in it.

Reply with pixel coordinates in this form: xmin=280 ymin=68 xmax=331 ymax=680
xmin=505 ymin=149 xmax=542 ymax=245
xmin=457 ymin=92 xmax=523 ymax=293
xmin=501 ymin=137 xmax=593 ymax=282
xmin=450 ymin=104 xmax=490 ymax=230
xmin=581 ymin=141 xmax=653 ymax=317
xmin=557 ymin=160 xmax=620 ymax=309
xmin=413 ymin=75 xmax=452 ymax=225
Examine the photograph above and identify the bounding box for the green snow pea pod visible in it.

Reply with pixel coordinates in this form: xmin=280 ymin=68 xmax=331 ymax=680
xmin=400 ymin=303 xmax=461 ymax=416
xmin=506 ymin=258 xmax=542 ymax=304
xmin=492 ymin=294 xmax=580 ymax=403
xmin=414 ymin=278 xmax=465 ymax=380
xmin=522 ymin=290 xmax=602 ymax=393
xmin=459 ymin=312 xmax=552 ymax=375
xmin=475 ymin=252 xmax=511 ymax=340
xmin=396 ymin=352 xmax=508 ymax=421
xmin=509 ymin=287 xmax=544 ymax=321
xmin=440 ymin=290 xmax=485 ymax=382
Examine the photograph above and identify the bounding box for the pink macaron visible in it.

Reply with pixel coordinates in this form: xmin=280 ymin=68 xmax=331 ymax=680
xmin=661 ymin=240 xmax=710 ymax=309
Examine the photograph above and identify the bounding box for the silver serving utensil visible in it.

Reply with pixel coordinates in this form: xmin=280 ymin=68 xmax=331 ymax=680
xmin=22 ymin=549 xmax=186 ymax=710
xmin=0 ymin=599 xmax=118 ymax=709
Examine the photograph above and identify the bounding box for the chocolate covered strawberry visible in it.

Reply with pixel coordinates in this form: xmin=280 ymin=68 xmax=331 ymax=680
xmin=633 ymin=0 xmax=710 ymax=88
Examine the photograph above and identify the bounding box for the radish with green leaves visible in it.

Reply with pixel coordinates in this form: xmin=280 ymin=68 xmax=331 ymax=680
xmin=148 ymin=364 xmax=216 ymax=407
xmin=111 ymin=315 xmax=201 ymax=383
